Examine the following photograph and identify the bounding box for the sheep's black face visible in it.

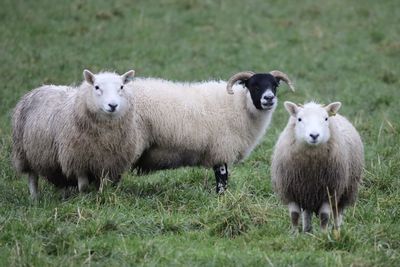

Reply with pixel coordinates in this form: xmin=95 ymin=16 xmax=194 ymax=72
xmin=241 ymin=73 xmax=280 ymax=110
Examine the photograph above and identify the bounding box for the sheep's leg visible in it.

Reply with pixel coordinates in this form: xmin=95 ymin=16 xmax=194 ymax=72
xmin=213 ymin=163 xmax=228 ymax=194
xmin=61 ymin=188 xmax=68 ymax=200
xmin=28 ymin=173 xmax=38 ymax=199
xmin=288 ymin=202 xmax=300 ymax=233
xmin=59 ymin=187 xmax=71 ymax=200
xmin=319 ymin=202 xmax=330 ymax=232
xmin=302 ymin=209 xmax=313 ymax=233
xmin=111 ymin=174 xmax=122 ymax=187
xmin=333 ymin=209 xmax=344 ymax=230
xmin=77 ymin=175 xmax=89 ymax=193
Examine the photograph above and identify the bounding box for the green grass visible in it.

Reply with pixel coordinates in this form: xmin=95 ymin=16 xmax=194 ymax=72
xmin=1 ymin=0 xmax=399 ymax=266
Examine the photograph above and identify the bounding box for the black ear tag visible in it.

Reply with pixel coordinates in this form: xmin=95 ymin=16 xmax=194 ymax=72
xmin=219 ymin=165 xmax=226 ymax=175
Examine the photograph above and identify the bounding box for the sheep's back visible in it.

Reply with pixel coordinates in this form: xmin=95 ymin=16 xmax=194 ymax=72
xmin=330 ymin=114 xmax=364 ymax=206
xmin=132 ymin=78 xmax=266 ymax=167
xmin=132 ymin=80 xmax=225 ymax=167
xmin=12 ymin=85 xmax=73 ymax=175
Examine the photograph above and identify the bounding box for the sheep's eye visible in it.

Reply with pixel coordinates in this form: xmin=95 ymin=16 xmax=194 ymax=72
xmin=120 ymin=85 xmax=124 ymax=90
xmin=298 ymin=118 xmax=302 ymax=122
xmin=325 ymin=117 xmax=328 ymax=121
xmin=95 ymin=85 xmax=100 ymax=90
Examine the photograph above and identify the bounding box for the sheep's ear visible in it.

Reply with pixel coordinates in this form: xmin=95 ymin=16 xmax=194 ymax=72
xmin=238 ymin=79 xmax=249 ymax=88
xmin=122 ymin=70 xmax=135 ymax=84
xmin=274 ymin=76 xmax=282 ymax=85
xmin=83 ymin=69 xmax=95 ymax=85
xmin=325 ymin=102 xmax=341 ymax=117
xmin=284 ymin=101 xmax=299 ymax=117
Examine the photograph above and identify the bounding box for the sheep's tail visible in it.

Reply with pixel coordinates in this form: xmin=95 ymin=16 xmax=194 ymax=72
xmin=226 ymin=71 xmax=255 ymax=94
xmin=269 ymin=70 xmax=295 ymax=91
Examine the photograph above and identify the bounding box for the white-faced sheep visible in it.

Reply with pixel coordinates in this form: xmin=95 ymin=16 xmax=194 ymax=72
xmin=12 ymin=69 xmax=139 ymax=198
xmin=271 ymin=101 xmax=364 ymax=232
xmin=132 ymin=71 xmax=295 ymax=194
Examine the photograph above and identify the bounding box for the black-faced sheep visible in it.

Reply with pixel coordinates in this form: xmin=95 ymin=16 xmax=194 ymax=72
xmin=271 ymin=101 xmax=364 ymax=232
xmin=131 ymin=71 xmax=294 ymax=194
xmin=12 ymin=69 xmax=139 ymax=198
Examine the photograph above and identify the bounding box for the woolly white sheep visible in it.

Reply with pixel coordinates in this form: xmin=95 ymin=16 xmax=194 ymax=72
xmin=131 ymin=71 xmax=295 ymax=194
xmin=12 ymin=69 xmax=138 ymax=198
xmin=271 ymin=101 xmax=364 ymax=232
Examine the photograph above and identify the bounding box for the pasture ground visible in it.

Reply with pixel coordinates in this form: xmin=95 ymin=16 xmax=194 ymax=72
xmin=0 ymin=0 xmax=399 ymax=266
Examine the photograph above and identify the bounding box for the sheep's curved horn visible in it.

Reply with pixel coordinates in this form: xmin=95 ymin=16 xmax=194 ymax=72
xmin=269 ymin=70 xmax=295 ymax=92
xmin=226 ymin=71 xmax=255 ymax=94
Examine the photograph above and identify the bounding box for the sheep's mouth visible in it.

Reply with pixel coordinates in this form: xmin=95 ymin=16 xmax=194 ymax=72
xmin=261 ymin=102 xmax=275 ymax=110
xmin=307 ymin=139 xmax=320 ymax=145
xmin=102 ymin=108 xmax=122 ymax=117
xmin=103 ymin=109 xmax=116 ymax=114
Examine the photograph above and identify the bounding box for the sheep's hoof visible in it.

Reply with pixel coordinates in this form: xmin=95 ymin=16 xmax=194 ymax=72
xmin=319 ymin=212 xmax=329 ymax=233
xmin=216 ymin=183 xmax=226 ymax=194
xmin=320 ymin=227 xmax=329 ymax=235
xmin=290 ymin=211 xmax=300 ymax=227
xmin=290 ymin=227 xmax=300 ymax=236
xmin=28 ymin=174 xmax=39 ymax=201
xmin=60 ymin=187 xmax=75 ymax=200
xmin=30 ymin=192 xmax=39 ymax=202
xmin=78 ymin=184 xmax=89 ymax=193
xmin=78 ymin=177 xmax=89 ymax=193
xmin=333 ymin=229 xmax=341 ymax=239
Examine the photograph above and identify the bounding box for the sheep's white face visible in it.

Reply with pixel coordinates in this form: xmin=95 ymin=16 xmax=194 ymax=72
xmin=83 ymin=70 xmax=134 ymax=117
xmin=284 ymin=101 xmax=341 ymax=146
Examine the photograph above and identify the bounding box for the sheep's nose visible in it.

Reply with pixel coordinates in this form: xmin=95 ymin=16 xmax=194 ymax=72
xmin=263 ymin=95 xmax=274 ymax=101
xmin=108 ymin=103 xmax=118 ymax=112
xmin=310 ymin=133 xmax=320 ymax=140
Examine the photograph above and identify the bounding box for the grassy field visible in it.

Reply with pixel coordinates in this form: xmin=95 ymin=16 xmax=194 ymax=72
xmin=1 ymin=0 xmax=399 ymax=266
